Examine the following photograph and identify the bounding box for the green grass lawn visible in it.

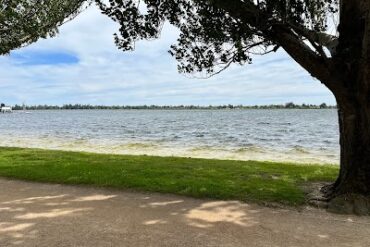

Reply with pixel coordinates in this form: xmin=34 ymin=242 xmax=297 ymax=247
xmin=0 ymin=147 xmax=338 ymax=206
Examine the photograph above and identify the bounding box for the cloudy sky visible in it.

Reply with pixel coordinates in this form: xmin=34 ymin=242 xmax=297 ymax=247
xmin=0 ymin=5 xmax=336 ymax=106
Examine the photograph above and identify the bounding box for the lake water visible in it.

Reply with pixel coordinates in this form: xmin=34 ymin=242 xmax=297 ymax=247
xmin=0 ymin=109 xmax=339 ymax=164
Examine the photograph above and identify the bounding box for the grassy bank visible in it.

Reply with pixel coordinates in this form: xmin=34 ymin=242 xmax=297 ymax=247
xmin=0 ymin=147 xmax=338 ymax=206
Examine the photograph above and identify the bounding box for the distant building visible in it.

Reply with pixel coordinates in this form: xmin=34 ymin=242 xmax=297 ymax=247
xmin=1 ymin=106 xmax=12 ymax=113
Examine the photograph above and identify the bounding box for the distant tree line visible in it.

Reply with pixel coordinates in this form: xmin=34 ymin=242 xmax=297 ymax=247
xmin=11 ymin=103 xmax=336 ymax=110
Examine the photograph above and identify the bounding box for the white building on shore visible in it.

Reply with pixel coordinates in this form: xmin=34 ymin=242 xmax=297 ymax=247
xmin=1 ymin=106 xmax=12 ymax=113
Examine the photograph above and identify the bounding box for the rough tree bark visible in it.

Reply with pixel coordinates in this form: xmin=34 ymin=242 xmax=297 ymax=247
xmin=317 ymin=0 xmax=370 ymax=214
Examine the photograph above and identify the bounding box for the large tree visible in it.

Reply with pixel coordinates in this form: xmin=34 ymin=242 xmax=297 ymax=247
xmin=1 ymin=0 xmax=369 ymax=213
xmin=0 ymin=0 xmax=89 ymax=55
xmin=96 ymin=0 xmax=370 ymax=213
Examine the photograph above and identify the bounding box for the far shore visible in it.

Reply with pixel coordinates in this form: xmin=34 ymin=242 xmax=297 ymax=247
xmin=7 ymin=103 xmax=337 ymax=111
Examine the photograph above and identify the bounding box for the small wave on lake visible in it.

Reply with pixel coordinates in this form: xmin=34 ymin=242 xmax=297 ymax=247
xmin=0 ymin=109 xmax=340 ymax=164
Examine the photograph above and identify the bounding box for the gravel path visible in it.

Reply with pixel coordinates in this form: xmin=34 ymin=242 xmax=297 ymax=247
xmin=0 ymin=178 xmax=370 ymax=247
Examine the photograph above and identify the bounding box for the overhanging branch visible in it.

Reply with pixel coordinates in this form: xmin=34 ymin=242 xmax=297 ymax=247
xmin=287 ymin=23 xmax=339 ymax=55
xmin=201 ymin=0 xmax=336 ymax=88
xmin=271 ymin=25 xmax=341 ymax=92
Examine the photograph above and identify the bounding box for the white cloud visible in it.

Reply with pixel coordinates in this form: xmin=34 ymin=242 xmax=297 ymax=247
xmin=0 ymin=5 xmax=336 ymax=106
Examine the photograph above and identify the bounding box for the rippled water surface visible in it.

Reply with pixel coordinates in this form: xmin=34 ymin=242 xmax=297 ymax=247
xmin=0 ymin=109 xmax=339 ymax=163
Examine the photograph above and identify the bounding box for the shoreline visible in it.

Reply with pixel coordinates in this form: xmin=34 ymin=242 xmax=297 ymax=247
xmin=0 ymin=141 xmax=338 ymax=165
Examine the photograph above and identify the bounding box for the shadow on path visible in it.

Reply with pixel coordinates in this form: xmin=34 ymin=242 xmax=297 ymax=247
xmin=0 ymin=179 xmax=369 ymax=247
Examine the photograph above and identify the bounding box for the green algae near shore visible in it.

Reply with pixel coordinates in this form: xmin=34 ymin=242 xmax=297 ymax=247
xmin=0 ymin=147 xmax=338 ymax=206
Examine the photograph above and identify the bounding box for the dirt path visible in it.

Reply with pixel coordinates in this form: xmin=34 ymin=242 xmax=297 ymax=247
xmin=0 ymin=179 xmax=370 ymax=247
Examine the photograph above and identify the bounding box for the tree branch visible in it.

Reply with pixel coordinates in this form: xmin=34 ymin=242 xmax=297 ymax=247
xmin=271 ymin=25 xmax=342 ymax=92
xmin=287 ymin=23 xmax=339 ymax=55
xmin=201 ymin=0 xmax=337 ymax=88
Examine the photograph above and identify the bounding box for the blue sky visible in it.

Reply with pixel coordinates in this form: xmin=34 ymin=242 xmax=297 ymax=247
xmin=0 ymin=5 xmax=336 ymax=106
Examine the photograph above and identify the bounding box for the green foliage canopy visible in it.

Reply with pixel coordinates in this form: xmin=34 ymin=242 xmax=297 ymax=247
xmin=96 ymin=0 xmax=339 ymax=75
xmin=0 ymin=0 xmax=90 ymax=55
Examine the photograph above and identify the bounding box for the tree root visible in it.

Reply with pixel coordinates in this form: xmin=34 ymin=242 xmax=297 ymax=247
xmin=307 ymin=196 xmax=330 ymax=209
xmin=327 ymin=194 xmax=370 ymax=215
xmin=306 ymin=182 xmax=333 ymax=209
xmin=306 ymin=183 xmax=370 ymax=215
xmin=320 ymin=183 xmax=336 ymax=198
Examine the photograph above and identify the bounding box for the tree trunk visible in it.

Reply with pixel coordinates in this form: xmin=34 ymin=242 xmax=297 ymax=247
xmin=319 ymin=88 xmax=370 ymax=214
xmin=332 ymin=98 xmax=370 ymax=196
xmin=318 ymin=1 xmax=370 ymax=214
